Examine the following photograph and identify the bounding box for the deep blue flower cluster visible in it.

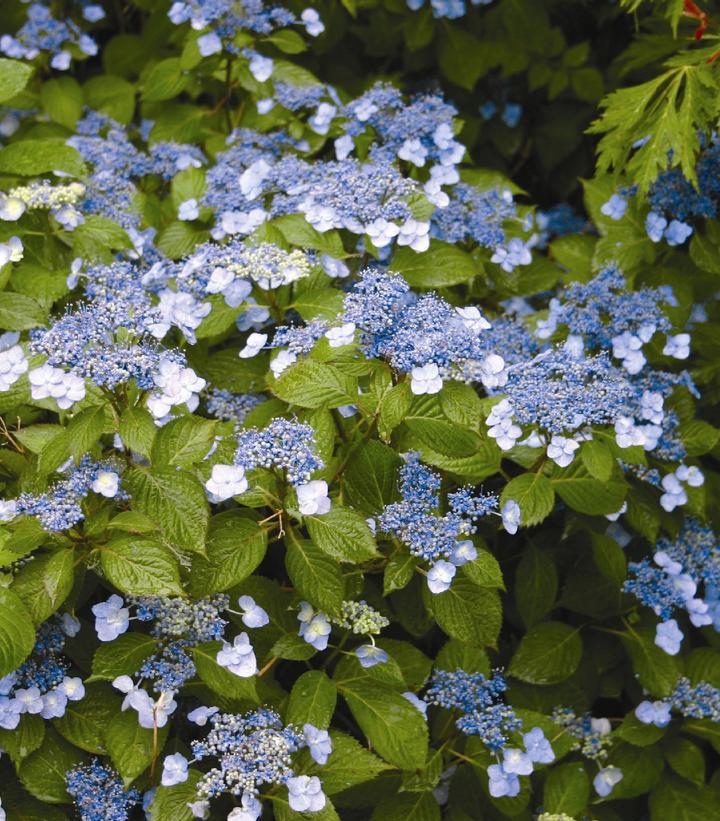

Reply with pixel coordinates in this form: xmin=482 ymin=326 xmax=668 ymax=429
xmin=66 ymin=760 xmax=140 ymax=821
xmin=234 ymin=417 xmax=324 ymax=485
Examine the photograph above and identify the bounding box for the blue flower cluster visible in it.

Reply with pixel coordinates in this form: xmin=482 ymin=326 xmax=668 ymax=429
xmin=342 ymin=269 xmax=505 ymax=393
xmin=66 ymin=760 xmax=140 ymax=821
xmin=133 ymin=595 xmax=230 ymax=692
xmin=406 ymin=0 xmax=494 ymax=18
xmin=14 ymin=456 xmax=124 ymax=531
xmin=625 ymin=519 xmax=719 ymax=655
xmin=0 ymin=617 xmax=84 ymax=729
xmin=1 ymin=3 xmax=98 ymax=70
xmin=636 ymin=677 xmax=720 ymax=726
xmin=205 ymin=389 xmax=262 ymax=425
xmin=603 ymin=138 xmax=720 ymax=246
xmin=233 ymin=417 xmax=324 ymax=485
xmin=379 ymin=453 xmax=500 ymax=593
xmin=426 ymin=668 xmax=554 ymax=797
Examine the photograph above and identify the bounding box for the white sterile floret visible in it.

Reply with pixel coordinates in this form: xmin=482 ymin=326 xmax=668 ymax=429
xmin=501 ymin=500 xmax=521 ymax=534
xmin=287 ymin=776 xmax=326 ymax=813
xmin=546 ymin=435 xmax=579 ymax=468
xmin=334 ymin=134 xmax=354 ymax=160
xmin=0 ymin=344 xmax=28 ymax=391
xmin=0 ymin=236 xmax=23 ymax=266
xmin=398 ymin=138 xmax=428 ymax=167
xmin=28 ymin=364 xmax=86 ymax=410
xmin=640 ymin=390 xmax=664 ymax=424
xmin=205 ymin=464 xmax=248 ymax=502
xmin=659 ymin=473 xmax=687 ymax=512
xmin=0 ymin=193 xmax=26 ymax=221
xmin=477 ymin=353 xmax=507 ymax=389
xmin=220 ymin=208 xmax=267 ymax=235
xmin=410 ymin=363 xmax=443 ymax=395
xmin=427 ymin=560 xmax=456 ymax=594
xmin=303 ymin=724 xmax=333 ymax=764
xmin=91 ymin=470 xmax=120 ymax=498
xmin=325 ymin=322 xmax=355 ymax=348
xmin=297 ymin=480 xmax=331 ymax=515
xmin=270 ymin=349 xmax=297 ymax=377
xmin=239 ymin=332 xmax=267 ymax=358
xmin=197 ymin=31 xmax=222 ymax=56
xmin=216 ymin=632 xmax=257 ymax=677
xmin=248 ymin=53 xmax=273 ymax=82
xmin=227 ymin=794 xmax=262 ymax=821
xmin=486 ymin=399 xmax=521 ymax=451
xmin=676 ymin=464 xmax=704 ymax=487
xmin=309 ymin=102 xmax=336 ymax=135
xmin=301 ymin=8 xmax=325 ymax=36
xmin=663 ymin=333 xmax=690 ymax=359
xmin=456 ymin=306 xmax=491 ymax=332
xmin=238 ymin=595 xmax=269 ymax=628
xmin=239 ymin=159 xmax=271 ymax=200
xmin=612 ymin=332 xmax=645 ymax=374
xmin=161 ymin=753 xmax=189 ymax=786
xmin=614 ymin=416 xmax=646 ymax=449
xmin=178 ymin=198 xmax=200 ymax=221
xmin=365 ymin=217 xmax=400 ymax=248
xmin=396 ymin=218 xmax=430 ymax=252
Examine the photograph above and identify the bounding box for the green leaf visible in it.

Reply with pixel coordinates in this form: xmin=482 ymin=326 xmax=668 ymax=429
xmin=0 ymin=588 xmax=36 ymax=677
xmin=125 ymin=467 xmax=209 ymax=554
xmin=0 ymin=139 xmax=86 ymax=177
xmin=428 ymin=578 xmax=502 ymax=648
xmin=543 ymin=762 xmax=590 ymax=815
xmin=609 ymin=742 xmax=663 ymax=798
xmin=84 ymin=74 xmax=136 ymax=124
xmin=105 ymin=708 xmax=168 ymax=783
xmin=508 ymin=622 xmax=582 ymax=684
xmin=514 ymin=546 xmax=557 ymax=628
xmin=152 ymin=415 xmax=217 ymax=468
xmin=157 ymin=221 xmax=209 ymax=259
xmin=0 ymin=714 xmax=44 ymax=765
xmin=189 ymin=512 xmax=267 ymax=597
xmin=589 ymin=63 xmax=719 ymax=192
xmin=615 ymin=712 xmax=666 ymax=746
xmin=285 ymin=533 xmax=345 ymax=614
xmin=649 ymin=774 xmax=719 ymax=821
xmin=287 ymin=671 xmax=337 ymax=729
xmin=622 ymin=629 xmax=682 ymax=696
xmin=305 ymin=507 xmax=379 ymax=562
xmin=462 ymin=548 xmax=504 ymax=590
xmin=54 ymin=683 xmax=114 ymax=755
xmin=142 ymin=58 xmax=189 ymax=101
xmin=273 ymin=214 xmax=345 ymax=256
xmin=91 ymin=633 xmax=157 ymax=681
xmin=41 ymin=77 xmax=83 ymax=129
xmin=19 ymin=728 xmax=86 ymax=803
xmin=344 ymin=440 xmax=401 ymax=514
xmin=119 ymin=407 xmax=157 ymax=458
xmin=383 ymin=552 xmax=415 ymax=595
xmin=371 ymin=792 xmax=441 ymax=821
xmin=65 ymin=404 xmax=109 ymax=459
xmin=391 ymin=240 xmax=479 ymax=287
xmin=663 ymin=737 xmax=705 ymax=786
xmin=71 ymin=217 xmax=132 ymax=258
xmin=10 ymin=548 xmax=74 ymax=624
xmin=580 ymin=438 xmax=614 ymax=481
xmin=0 ymin=58 xmax=33 ymax=103
xmin=500 ymin=472 xmax=555 ymax=527
xmin=0 ymin=293 xmax=47 ymax=330
xmin=337 ymin=679 xmax=429 ymax=770
xmin=268 ymin=29 xmax=308 ymax=54
xmin=437 ymin=27 xmax=489 ymax=90
xmin=378 ymin=383 xmax=413 ymax=442
xmin=100 ymin=536 xmax=183 ymax=596
xmin=149 ymin=769 xmax=203 ymax=821
xmin=551 ymin=465 xmax=626 ymax=515
xmin=311 ymin=731 xmax=391 ymax=795
xmin=272 ymin=359 xmax=357 ymax=409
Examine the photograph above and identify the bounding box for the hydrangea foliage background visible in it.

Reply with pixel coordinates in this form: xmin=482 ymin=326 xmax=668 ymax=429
xmin=0 ymin=0 xmax=719 ymax=819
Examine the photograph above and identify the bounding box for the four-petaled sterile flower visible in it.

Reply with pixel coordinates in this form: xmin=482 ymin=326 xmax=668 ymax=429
xmin=355 ymin=644 xmax=389 ymax=668
xmin=216 ymin=633 xmax=258 ymax=677
xmin=205 ymin=464 xmax=248 ymax=502
xmin=237 ymin=595 xmax=269 ymax=628
xmin=287 ymin=775 xmax=326 ymax=812
xmin=161 ymin=753 xmax=189 ymax=787
xmin=92 ymin=595 xmax=130 ymax=642
xmin=593 ymin=766 xmax=623 ymax=797
xmin=297 ymin=480 xmax=331 ymax=516
xmin=303 ymin=724 xmax=333 ymax=765
xmin=635 ymin=700 xmax=672 ymax=727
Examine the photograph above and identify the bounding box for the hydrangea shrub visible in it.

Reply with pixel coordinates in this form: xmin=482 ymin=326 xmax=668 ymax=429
xmin=0 ymin=0 xmax=719 ymax=819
